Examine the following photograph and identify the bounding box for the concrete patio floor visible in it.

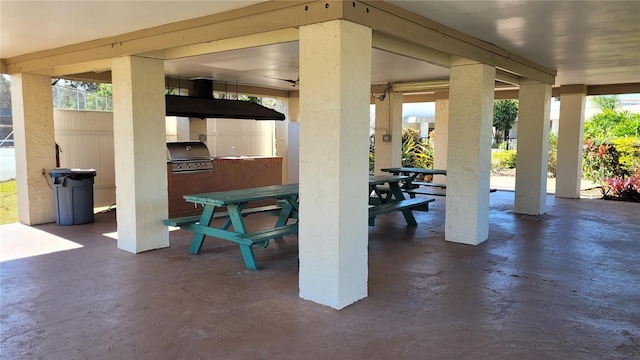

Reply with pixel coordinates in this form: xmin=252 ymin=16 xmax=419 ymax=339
xmin=1 ymin=191 xmax=638 ymax=359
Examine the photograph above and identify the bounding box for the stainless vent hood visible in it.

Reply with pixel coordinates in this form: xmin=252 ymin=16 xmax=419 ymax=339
xmin=165 ymin=79 xmax=285 ymax=121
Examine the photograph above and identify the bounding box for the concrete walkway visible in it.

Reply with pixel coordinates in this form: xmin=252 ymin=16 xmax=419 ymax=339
xmin=491 ymin=175 xmax=599 ymax=194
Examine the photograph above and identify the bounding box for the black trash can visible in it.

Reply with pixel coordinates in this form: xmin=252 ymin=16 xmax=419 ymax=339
xmin=49 ymin=168 xmax=97 ymax=225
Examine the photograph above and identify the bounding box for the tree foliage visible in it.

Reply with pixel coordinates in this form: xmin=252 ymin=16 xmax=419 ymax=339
xmin=548 ymin=132 xmax=558 ymax=177
xmin=584 ymin=95 xmax=640 ymax=140
xmin=0 ymin=75 xmax=11 ymax=109
xmin=591 ymin=95 xmax=621 ymax=112
xmin=584 ymin=109 xmax=640 ymax=139
xmin=54 ymin=79 xmax=101 ymax=93
xmin=493 ymin=99 xmax=518 ymax=143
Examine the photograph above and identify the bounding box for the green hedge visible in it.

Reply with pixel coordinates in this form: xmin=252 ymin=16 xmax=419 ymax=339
xmin=491 ymin=150 xmax=517 ymax=171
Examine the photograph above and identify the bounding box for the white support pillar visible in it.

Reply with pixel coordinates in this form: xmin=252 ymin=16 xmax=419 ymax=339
xmin=284 ymin=93 xmax=300 ymax=184
xmin=11 ymin=73 xmax=57 ymax=225
xmin=112 ymin=56 xmax=169 ymax=253
xmin=556 ymin=85 xmax=587 ymax=198
xmin=445 ymin=59 xmax=495 ymax=245
xmin=433 ymin=90 xmax=449 ymax=184
xmin=298 ymin=20 xmax=371 ymax=309
xmin=515 ymin=81 xmax=552 ymax=215
xmin=373 ymin=90 xmax=402 ymax=175
xmin=273 ymin=97 xmax=291 ymax=183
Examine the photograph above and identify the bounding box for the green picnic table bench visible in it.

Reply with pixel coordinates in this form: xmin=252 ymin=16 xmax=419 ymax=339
xmin=163 ymin=204 xmax=287 ymax=228
xmin=368 ymin=197 xmax=435 ymax=226
xmin=368 ymin=175 xmax=436 ymax=226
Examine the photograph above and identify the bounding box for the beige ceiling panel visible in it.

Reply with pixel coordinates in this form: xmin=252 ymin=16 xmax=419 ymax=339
xmin=348 ymin=0 xmax=556 ymax=84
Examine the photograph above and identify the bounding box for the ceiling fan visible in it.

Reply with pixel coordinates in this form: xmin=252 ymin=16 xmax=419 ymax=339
xmin=264 ymin=75 xmax=299 ymax=87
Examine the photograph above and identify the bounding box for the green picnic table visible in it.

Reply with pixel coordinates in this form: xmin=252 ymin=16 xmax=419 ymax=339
xmin=380 ymin=167 xmax=496 ymax=197
xmin=163 ymin=183 xmax=299 ymax=271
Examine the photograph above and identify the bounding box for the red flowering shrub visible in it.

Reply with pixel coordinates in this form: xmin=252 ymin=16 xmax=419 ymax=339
xmin=602 ymin=170 xmax=640 ymax=202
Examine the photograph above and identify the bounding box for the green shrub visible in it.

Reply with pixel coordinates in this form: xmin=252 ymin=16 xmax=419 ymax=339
xmin=369 ymin=134 xmax=375 ymax=174
xmin=491 ymin=150 xmax=517 ymax=171
xmin=368 ymin=128 xmax=434 ymax=173
xmin=611 ymin=137 xmax=640 ymax=173
xmin=584 ymin=109 xmax=640 ymax=139
xmin=401 ymin=128 xmax=433 ymax=169
xmin=548 ymin=132 xmax=558 ymax=177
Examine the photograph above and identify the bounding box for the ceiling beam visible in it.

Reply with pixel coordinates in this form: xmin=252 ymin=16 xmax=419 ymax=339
xmin=403 ymin=93 xmax=436 ymax=103
xmin=61 ymin=71 xmax=113 ymax=83
xmin=141 ymin=29 xmax=299 ymax=60
xmin=51 ymin=59 xmax=112 ymax=77
xmin=372 ymin=32 xmax=449 ymax=68
xmin=587 ymin=83 xmax=640 ymax=96
xmin=496 ymin=70 xmax=521 ymax=86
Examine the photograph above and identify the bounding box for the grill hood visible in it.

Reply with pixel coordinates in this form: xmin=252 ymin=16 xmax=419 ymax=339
xmin=165 ymin=79 xmax=285 ymax=121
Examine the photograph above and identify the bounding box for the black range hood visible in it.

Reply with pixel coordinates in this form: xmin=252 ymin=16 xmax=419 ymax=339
xmin=165 ymin=79 xmax=285 ymax=121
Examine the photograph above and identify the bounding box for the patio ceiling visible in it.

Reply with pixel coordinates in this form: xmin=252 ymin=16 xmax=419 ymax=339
xmin=1 ymin=1 xmax=638 ymax=91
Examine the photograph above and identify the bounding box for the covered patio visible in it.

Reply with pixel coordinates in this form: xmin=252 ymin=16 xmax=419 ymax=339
xmin=2 ymin=190 xmax=638 ymax=359
xmin=4 ymin=0 xmax=638 ymax=310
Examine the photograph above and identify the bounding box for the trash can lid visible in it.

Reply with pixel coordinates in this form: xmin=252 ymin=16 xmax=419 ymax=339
xmin=69 ymin=168 xmax=97 ymax=175
xmin=49 ymin=168 xmax=96 ymax=176
xmin=49 ymin=168 xmax=73 ymax=176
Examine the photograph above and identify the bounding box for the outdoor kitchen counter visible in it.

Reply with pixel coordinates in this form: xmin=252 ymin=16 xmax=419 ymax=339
xmin=167 ymin=156 xmax=282 ymax=218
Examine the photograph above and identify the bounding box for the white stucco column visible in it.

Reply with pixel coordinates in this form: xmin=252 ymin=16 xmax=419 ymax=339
xmin=515 ymin=81 xmax=552 ymax=215
xmin=556 ymin=85 xmax=587 ymax=198
xmin=11 ymin=73 xmax=57 ymax=225
xmin=433 ymin=90 xmax=449 ymax=184
xmin=284 ymin=93 xmax=300 ymax=184
xmin=374 ymin=90 xmax=402 ymax=174
xmin=445 ymin=59 xmax=495 ymax=245
xmin=298 ymin=20 xmax=371 ymax=309
xmin=112 ymin=56 xmax=169 ymax=253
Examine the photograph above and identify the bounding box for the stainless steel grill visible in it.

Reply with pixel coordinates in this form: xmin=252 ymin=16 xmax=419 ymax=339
xmin=166 ymin=141 xmax=213 ymax=173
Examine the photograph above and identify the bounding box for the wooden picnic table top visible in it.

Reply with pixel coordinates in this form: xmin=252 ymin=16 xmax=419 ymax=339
xmin=380 ymin=167 xmax=447 ymax=176
xmin=183 ymin=183 xmax=299 ymax=206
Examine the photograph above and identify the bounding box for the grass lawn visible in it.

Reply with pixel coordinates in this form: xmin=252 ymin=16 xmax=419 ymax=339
xmin=0 ymin=179 xmax=18 ymax=224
